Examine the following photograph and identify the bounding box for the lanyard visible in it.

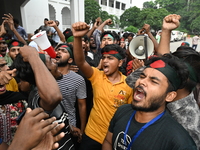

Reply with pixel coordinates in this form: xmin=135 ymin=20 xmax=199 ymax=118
xmin=123 ymin=110 xmax=165 ymax=150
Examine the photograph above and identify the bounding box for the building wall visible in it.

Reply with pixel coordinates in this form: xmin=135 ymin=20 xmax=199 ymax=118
xmin=21 ymin=0 xmax=84 ymax=33
xmin=96 ymin=0 xmax=133 ymax=19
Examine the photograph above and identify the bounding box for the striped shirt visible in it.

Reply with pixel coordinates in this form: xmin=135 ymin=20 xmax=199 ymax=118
xmin=57 ymin=71 xmax=87 ymax=127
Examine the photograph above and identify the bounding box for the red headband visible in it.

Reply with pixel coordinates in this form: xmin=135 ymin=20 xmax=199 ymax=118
xmin=102 ymin=50 xmax=119 ymax=55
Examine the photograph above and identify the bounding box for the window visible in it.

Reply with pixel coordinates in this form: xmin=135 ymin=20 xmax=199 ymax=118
xmin=116 ymin=1 xmax=120 ymax=9
xmin=122 ymin=3 xmax=126 ymax=10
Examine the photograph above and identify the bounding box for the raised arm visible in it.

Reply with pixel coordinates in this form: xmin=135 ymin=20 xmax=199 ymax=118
xmin=138 ymin=24 xmax=159 ymax=53
xmin=2 ymin=13 xmax=27 ymax=45
xmin=157 ymin=14 xmax=181 ymax=56
xmin=72 ymin=22 xmax=93 ymax=78
xmin=19 ymin=46 xmax=62 ymax=111
xmin=48 ymin=20 xmax=65 ymax=43
xmin=0 ymin=20 xmax=6 ymax=36
xmin=86 ymin=21 xmax=98 ymax=38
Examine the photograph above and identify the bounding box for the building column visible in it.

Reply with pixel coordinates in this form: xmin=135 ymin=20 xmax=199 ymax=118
xmin=113 ymin=0 xmax=116 ymax=14
xmin=70 ymin=0 xmax=85 ymax=24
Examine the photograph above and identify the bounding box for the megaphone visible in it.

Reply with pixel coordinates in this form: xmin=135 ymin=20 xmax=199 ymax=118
xmin=129 ymin=35 xmax=154 ymax=59
xmin=31 ymin=31 xmax=56 ymax=58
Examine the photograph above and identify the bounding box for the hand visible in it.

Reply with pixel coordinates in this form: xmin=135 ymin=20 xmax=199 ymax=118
xmin=0 ymin=20 xmax=6 ymax=36
xmin=2 ymin=13 xmax=15 ymax=31
xmin=47 ymin=20 xmax=57 ymax=27
xmin=162 ymin=14 xmax=181 ymax=31
xmin=32 ymin=123 xmax=65 ymax=150
xmin=70 ymin=126 xmax=82 ymax=143
xmin=137 ymin=24 xmax=150 ymax=35
xmin=105 ymin=19 xmax=112 ymax=25
xmin=19 ymin=45 xmax=39 ymax=62
xmin=96 ymin=17 xmax=102 ymax=26
xmin=69 ymin=65 xmax=79 ymax=72
xmin=132 ymin=58 xmax=144 ymax=71
xmin=72 ymin=22 xmax=90 ymax=38
xmin=9 ymin=108 xmax=57 ymax=150
xmin=0 ymin=69 xmax=16 ymax=85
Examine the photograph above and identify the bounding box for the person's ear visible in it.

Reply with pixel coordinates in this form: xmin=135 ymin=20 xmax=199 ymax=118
xmin=165 ymin=91 xmax=177 ymax=102
xmin=118 ymin=59 xmax=124 ymax=67
xmin=68 ymin=58 xmax=73 ymax=64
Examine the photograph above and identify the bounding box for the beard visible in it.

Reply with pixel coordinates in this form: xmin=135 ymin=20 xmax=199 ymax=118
xmin=90 ymin=44 xmax=97 ymax=50
xmin=57 ymin=58 xmax=69 ymax=67
xmin=131 ymin=87 xmax=167 ymax=112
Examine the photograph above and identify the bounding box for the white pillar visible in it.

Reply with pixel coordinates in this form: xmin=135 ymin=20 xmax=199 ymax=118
xmin=70 ymin=0 xmax=85 ymax=24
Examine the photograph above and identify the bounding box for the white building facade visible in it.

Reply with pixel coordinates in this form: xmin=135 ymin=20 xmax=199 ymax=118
xmin=95 ymin=0 xmax=134 ymax=19
xmin=20 ymin=0 xmax=84 ymax=34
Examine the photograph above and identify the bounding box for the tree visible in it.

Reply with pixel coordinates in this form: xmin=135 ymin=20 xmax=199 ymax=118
xmin=120 ymin=6 xmax=141 ymax=28
xmin=124 ymin=25 xmax=138 ymax=33
xmin=138 ymin=8 xmax=169 ymax=31
xmin=100 ymin=10 xmax=110 ymax=22
xmin=143 ymin=1 xmax=157 ymax=9
xmin=190 ymin=16 xmax=200 ymax=34
xmin=85 ymin=0 xmax=101 ymax=24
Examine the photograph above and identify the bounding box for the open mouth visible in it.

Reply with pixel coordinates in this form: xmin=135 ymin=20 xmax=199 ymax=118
xmin=0 ymin=85 xmax=6 ymax=92
xmin=103 ymin=64 xmax=109 ymax=73
xmin=55 ymin=55 xmax=61 ymax=60
xmin=134 ymin=86 xmax=146 ymax=101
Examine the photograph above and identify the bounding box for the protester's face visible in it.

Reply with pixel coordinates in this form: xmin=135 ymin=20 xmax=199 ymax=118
xmin=55 ymin=47 xmax=72 ymax=67
xmin=44 ymin=20 xmax=48 ymax=25
xmin=102 ymin=54 xmax=122 ymax=76
xmin=0 ymin=41 xmax=7 ymax=56
xmin=132 ymin=68 xmax=168 ymax=112
xmin=120 ymin=40 xmax=125 ymax=48
xmin=0 ymin=58 xmax=9 ymax=94
xmin=89 ymin=37 xmax=96 ymax=49
xmin=100 ymin=37 xmax=114 ymax=48
xmin=45 ymin=55 xmax=62 ymax=79
xmin=9 ymin=46 xmax=20 ymax=60
xmin=82 ymin=38 xmax=89 ymax=52
xmin=128 ymin=35 xmax=133 ymax=43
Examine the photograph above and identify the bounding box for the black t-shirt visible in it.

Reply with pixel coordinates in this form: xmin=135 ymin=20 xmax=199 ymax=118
xmin=0 ymin=91 xmax=28 ymax=105
xmin=28 ymin=88 xmax=75 ymax=150
xmin=109 ymin=104 xmax=197 ymax=150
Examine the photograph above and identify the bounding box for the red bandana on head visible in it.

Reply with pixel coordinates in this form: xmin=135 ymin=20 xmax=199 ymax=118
xmin=150 ymin=60 xmax=166 ymax=68
xmin=0 ymin=37 xmax=3 ymax=41
xmin=12 ymin=41 xmax=19 ymax=46
xmin=102 ymin=50 xmax=119 ymax=55
xmin=61 ymin=45 xmax=68 ymax=48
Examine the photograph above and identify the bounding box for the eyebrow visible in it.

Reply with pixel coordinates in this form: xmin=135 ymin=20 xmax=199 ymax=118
xmin=141 ymin=72 xmax=161 ymax=82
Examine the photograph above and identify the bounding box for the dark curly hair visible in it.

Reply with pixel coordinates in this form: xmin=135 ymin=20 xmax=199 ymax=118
xmin=173 ymin=48 xmax=200 ymax=92
xmin=11 ymin=54 xmax=36 ymax=85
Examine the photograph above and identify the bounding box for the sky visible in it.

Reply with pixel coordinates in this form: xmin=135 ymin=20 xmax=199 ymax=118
xmin=133 ymin=0 xmax=154 ymax=8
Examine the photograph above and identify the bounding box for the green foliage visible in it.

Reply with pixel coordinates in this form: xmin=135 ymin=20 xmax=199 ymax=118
xmin=120 ymin=6 xmax=141 ymax=28
xmin=85 ymin=0 xmax=101 ymax=24
xmin=124 ymin=25 xmax=138 ymax=33
xmin=191 ymin=16 xmax=200 ymax=34
xmin=143 ymin=1 xmax=157 ymax=9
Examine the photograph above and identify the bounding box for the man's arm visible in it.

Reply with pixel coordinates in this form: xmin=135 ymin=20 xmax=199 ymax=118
xmin=157 ymin=14 xmax=181 ymax=56
xmin=86 ymin=20 xmax=98 ymax=38
xmin=3 ymin=13 xmax=27 ymax=45
xmin=72 ymin=22 xmax=93 ymax=78
xmin=48 ymin=20 xmax=65 ymax=43
xmin=19 ymin=46 xmax=62 ymax=111
xmin=102 ymin=131 xmax=113 ymax=150
xmin=78 ymin=98 xmax=87 ymax=133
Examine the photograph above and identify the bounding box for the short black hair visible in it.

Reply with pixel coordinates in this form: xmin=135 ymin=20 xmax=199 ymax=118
xmin=11 ymin=54 xmax=36 ymax=85
xmin=13 ymin=18 xmax=19 ymax=24
xmin=44 ymin=18 xmax=49 ymax=21
xmin=173 ymin=48 xmax=200 ymax=92
xmin=128 ymin=33 xmax=135 ymax=37
xmin=101 ymin=44 xmax=126 ymax=59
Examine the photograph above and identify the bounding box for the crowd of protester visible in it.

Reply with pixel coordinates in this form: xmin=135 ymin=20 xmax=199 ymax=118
xmin=0 ymin=12 xmax=199 ymax=150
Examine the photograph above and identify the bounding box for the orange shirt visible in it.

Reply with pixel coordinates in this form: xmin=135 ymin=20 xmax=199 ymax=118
xmin=85 ymin=67 xmax=133 ymax=144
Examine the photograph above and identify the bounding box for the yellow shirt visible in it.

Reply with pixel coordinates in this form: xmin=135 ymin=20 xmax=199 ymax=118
xmin=85 ymin=67 xmax=133 ymax=144
xmin=6 ymin=78 xmax=19 ymax=92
